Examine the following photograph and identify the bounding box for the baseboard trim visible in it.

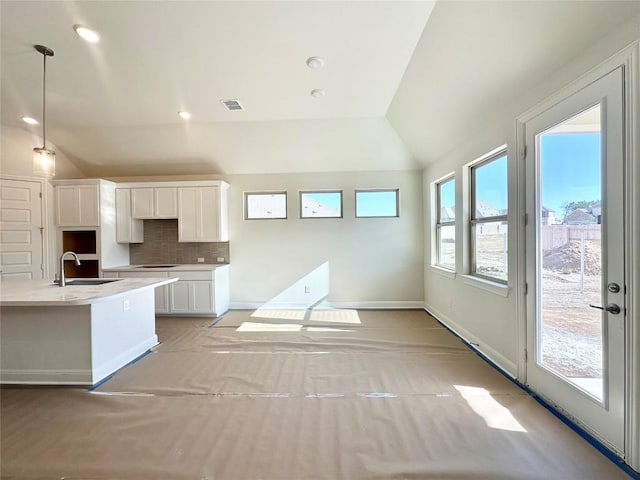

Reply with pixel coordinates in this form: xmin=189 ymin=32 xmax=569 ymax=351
xmin=1 ymin=369 xmax=91 ymax=385
xmin=229 ymin=301 xmax=424 ymax=310
xmin=92 ymin=335 xmax=158 ymax=384
xmin=423 ymin=302 xmax=517 ymax=378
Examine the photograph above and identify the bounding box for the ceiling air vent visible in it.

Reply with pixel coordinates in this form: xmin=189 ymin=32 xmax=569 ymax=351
xmin=221 ymin=99 xmax=243 ymax=111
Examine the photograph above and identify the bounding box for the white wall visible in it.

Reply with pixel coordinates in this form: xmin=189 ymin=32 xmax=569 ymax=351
xmin=227 ymin=171 xmax=424 ymax=308
xmin=0 ymin=125 xmax=86 ymax=179
xmin=421 ymin=15 xmax=640 ymax=376
xmin=107 ymin=171 xmax=425 ymax=308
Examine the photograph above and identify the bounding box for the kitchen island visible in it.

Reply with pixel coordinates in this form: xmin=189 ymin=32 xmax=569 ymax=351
xmin=0 ymin=277 xmax=177 ymax=385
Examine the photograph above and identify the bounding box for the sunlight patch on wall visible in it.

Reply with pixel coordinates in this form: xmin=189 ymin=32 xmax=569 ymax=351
xmin=248 ymin=262 xmax=361 ymax=325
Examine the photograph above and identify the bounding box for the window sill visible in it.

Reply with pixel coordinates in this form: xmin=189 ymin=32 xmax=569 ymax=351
xmin=430 ymin=265 xmax=456 ymax=279
xmin=462 ymin=275 xmax=510 ymax=297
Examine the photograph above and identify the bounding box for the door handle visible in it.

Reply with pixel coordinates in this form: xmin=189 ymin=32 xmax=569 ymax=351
xmin=589 ymin=303 xmax=621 ymax=315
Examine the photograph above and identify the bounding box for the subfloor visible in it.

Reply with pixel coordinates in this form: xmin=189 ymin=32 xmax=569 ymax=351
xmin=0 ymin=309 xmax=631 ymax=479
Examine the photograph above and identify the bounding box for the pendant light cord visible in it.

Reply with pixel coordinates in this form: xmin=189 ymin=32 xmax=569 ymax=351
xmin=42 ymin=49 xmax=47 ymax=148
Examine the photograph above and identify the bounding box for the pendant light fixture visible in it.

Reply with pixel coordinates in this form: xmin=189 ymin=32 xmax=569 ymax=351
xmin=32 ymin=44 xmax=55 ymax=177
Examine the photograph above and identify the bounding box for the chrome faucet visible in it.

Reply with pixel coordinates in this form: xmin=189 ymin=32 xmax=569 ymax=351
xmin=58 ymin=251 xmax=81 ymax=287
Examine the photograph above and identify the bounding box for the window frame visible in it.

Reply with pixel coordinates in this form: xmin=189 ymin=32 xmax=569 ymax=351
xmin=299 ymin=190 xmax=343 ymax=219
xmin=354 ymin=188 xmax=399 ymax=218
xmin=243 ymin=191 xmax=288 ymax=220
xmin=469 ymin=148 xmax=508 ymax=284
xmin=435 ymin=176 xmax=456 ymax=271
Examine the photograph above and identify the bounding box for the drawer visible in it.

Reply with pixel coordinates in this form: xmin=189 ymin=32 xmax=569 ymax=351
xmin=169 ymin=271 xmax=214 ymax=281
xmin=119 ymin=271 xmax=169 ymax=278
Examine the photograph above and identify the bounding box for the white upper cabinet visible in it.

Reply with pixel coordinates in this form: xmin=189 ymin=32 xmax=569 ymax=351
xmin=52 ymin=179 xmax=131 ymax=270
xmin=55 ymin=184 xmax=100 ymax=227
xmin=178 ymin=186 xmax=228 ymax=242
xmin=116 ymin=181 xmax=228 ymax=243
xmin=131 ymin=187 xmax=177 ymax=219
xmin=115 ymin=189 xmax=143 ymax=243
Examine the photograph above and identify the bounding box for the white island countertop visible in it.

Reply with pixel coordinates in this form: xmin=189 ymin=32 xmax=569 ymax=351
xmin=0 ymin=277 xmax=177 ymax=306
xmin=103 ymin=264 xmax=228 ymax=272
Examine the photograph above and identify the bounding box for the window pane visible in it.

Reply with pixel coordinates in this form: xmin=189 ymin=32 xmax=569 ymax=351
xmin=438 ymin=225 xmax=456 ymax=270
xmin=538 ymin=104 xmax=603 ymax=400
xmin=355 ymin=190 xmax=398 ymax=217
xmin=474 ymin=221 xmax=508 ymax=280
xmin=439 ymin=178 xmax=455 ymax=221
xmin=245 ymin=192 xmax=287 ymax=219
xmin=474 ymin=155 xmax=507 ymax=218
xmin=300 ymin=192 xmax=342 ymax=218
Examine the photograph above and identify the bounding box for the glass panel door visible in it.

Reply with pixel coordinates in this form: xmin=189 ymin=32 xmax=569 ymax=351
xmin=524 ymin=67 xmax=625 ymax=453
xmin=537 ymin=105 xmax=604 ymax=401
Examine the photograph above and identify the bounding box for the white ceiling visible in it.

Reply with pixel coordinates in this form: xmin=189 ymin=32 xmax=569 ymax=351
xmin=0 ymin=0 xmax=434 ymax=176
xmin=1 ymin=1 xmax=638 ymax=177
xmin=388 ymin=0 xmax=640 ymax=164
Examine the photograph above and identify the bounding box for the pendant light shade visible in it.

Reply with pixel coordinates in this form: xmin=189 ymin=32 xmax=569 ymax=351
xmin=32 ymin=45 xmax=55 ymax=177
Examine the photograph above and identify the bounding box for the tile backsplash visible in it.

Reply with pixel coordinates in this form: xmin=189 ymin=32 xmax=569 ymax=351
xmin=129 ymin=219 xmax=229 ymax=265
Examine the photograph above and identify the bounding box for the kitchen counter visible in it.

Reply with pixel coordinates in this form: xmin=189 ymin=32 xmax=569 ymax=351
xmin=0 ymin=277 xmax=177 ymax=385
xmin=103 ymin=265 xmax=230 ymax=316
xmin=0 ymin=277 xmax=177 ymax=306
xmin=103 ymin=264 xmax=228 ymax=272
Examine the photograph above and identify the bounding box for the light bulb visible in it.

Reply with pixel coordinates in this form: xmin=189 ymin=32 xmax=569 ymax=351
xmin=74 ymin=25 xmax=100 ymax=43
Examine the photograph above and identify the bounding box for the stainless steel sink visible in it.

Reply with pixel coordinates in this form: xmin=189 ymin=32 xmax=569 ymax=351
xmin=65 ymin=278 xmax=122 ymax=286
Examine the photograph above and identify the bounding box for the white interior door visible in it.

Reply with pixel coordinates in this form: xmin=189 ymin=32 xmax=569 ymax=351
xmin=524 ymin=67 xmax=625 ymax=454
xmin=0 ymin=178 xmax=44 ymax=280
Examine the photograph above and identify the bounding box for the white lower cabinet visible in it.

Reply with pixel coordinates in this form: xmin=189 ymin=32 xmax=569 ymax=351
xmin=168 ymin=281 xmax=213 ymax=314
xmin=154 ymin=284 xmax=170 ymax=313
xmin=103 ymin=266 xmax=229 ymax=316
xmin=168 ymin=271 xmax=214 ymax=314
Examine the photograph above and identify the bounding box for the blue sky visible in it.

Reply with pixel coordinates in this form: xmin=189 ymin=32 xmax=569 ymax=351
xmin=437 ymin=133 xmax=600 ymax=221
xmin=306 ymin=133 xmax=600 ymax=220
xmin=475 ymin=155 xmax=508 ymax=211
xmin=541 ymin=132 xmax=601 ymax=219
xmin=303 ymin=191 xmax=398 ymax=217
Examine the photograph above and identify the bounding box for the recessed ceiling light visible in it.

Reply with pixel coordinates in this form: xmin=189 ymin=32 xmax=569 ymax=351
xmin=306 ymin=56 xmax=324 ymax=69
xmin=73 ymin=24 xmax=100 ymax=43
xmin=310 ymin=89 xmax=325 ymax=98
xmin=178 ymin=111 xmax=191 ymax=120
xmin=22 ymin=116 xmax=39 ymax=125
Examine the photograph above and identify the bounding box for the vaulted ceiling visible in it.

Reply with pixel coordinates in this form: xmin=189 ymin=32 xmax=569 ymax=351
xmin=1 ymin=1 xmax=638 ymax=177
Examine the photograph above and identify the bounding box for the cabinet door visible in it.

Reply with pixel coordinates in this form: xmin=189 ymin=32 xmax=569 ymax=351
xmin=55 ymin=186 xmax=80 ymax=226
xmin=191 ymin=282 xmax=213 ymax=313
xmin=116 ymin=189 xmax=143 ymax=243
xmin=178 ymin=187 xmax=220 ymax=242
xmin=131 ymin=188 xmax=154 ymax=219
xmin=155 ymin=284 xmax=170 ymax=313
xmin=78 ymin=186 xmax=99 ymax=226
xmin=199 ymin=187 xmax=219 ymax=241
xmin=154 ymin=188 xmax=178 ymax=218
xmin=177 ymin=188 xmax=199 ymax=242
xmin=169 ymin=281 xmax=191 ymax=313
xmin=55 ymin=185 xmax=99 ymax=226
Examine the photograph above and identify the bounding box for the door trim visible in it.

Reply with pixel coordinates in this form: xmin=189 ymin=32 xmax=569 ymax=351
xmin=0 ymin=174 xmax=52 ymax=279
xmin=515 ymin=41 xmax=640 ymax=469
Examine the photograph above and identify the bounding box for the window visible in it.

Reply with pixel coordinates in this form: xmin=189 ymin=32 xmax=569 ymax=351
xmin=300 ymin=191 xmax=342 ymax=218
xmin=435 ymin=177 xmax=456 ymax=270
xmin=355 ymin=189 xmax=399 ymax=218
xmin=244 ymin=192 xmax=287 ymax=219
xmin=470 ymin=150 xmax=508 ymax=282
